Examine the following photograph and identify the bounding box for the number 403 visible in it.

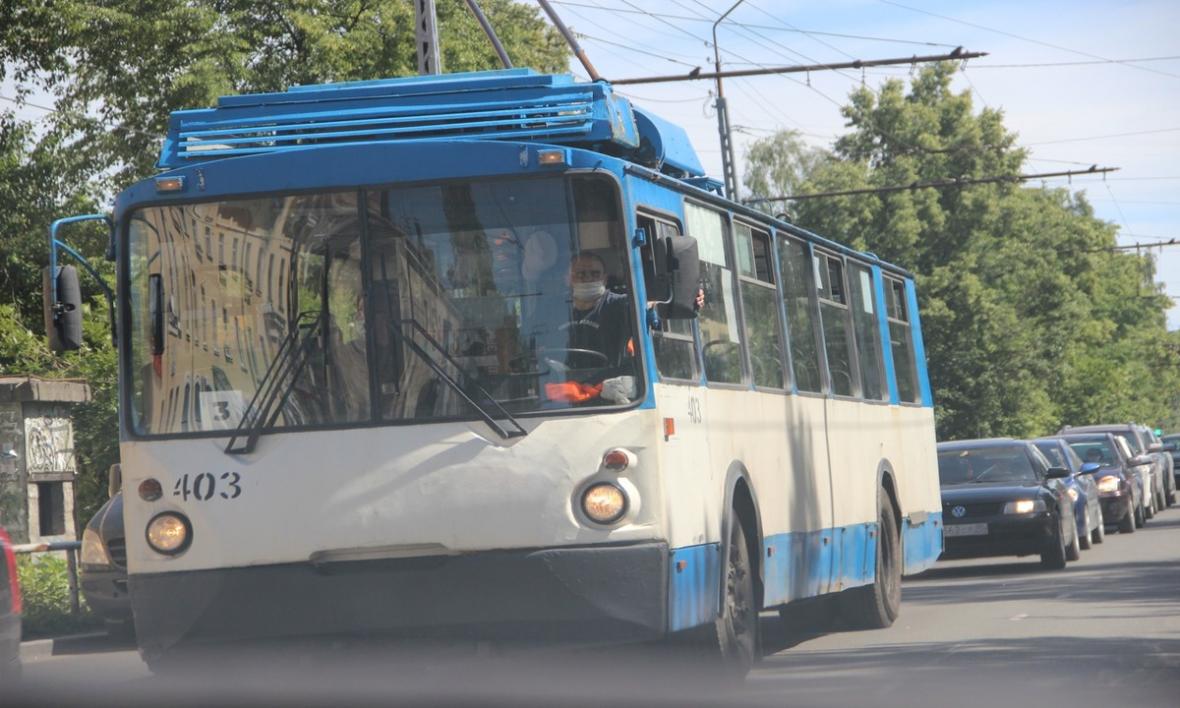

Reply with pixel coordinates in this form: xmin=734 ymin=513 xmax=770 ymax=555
xmin=173 ymin=472 xmax=242 ymax=501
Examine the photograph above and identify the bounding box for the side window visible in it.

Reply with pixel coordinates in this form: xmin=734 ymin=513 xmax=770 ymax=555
xmin=640 ymin=214 xmax=697 ymax=380
xmin=885 ymin=276 xmax=919 ymax=402
xmin=735 ymin=222 xmax=785 ymax=389
xmin=777 ymin=237 xmax=822 ymax=392
xmin=848 ymin=263 xmax=886 ymax=400
xmin=686 ymin=202 xmax=742 ymax=384
xmin=815 ymin=250 xmax=858 ymax=397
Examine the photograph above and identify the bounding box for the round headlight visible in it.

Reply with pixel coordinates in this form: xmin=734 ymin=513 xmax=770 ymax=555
xmin=146 ymin=512 xmax=191 ymax=555
xmin=581 ymin=483 xmax=627 ymax=524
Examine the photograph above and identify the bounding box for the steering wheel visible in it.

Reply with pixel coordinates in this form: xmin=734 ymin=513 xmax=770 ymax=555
xmin=540 ymin=348 xmax=610 ymax=367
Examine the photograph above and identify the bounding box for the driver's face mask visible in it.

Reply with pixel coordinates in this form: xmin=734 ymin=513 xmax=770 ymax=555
xmin=572 ymin=280 xmax=606 ymax=300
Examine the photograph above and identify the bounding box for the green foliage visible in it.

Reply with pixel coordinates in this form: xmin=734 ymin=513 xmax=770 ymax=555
xmin=744 ymin=63 xmax=1179 ymax=439
xmin=15 ymin=555 xmax=101 ymax=638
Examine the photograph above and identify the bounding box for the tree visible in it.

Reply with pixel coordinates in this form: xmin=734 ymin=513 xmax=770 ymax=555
xmin=743 ymin=63 xmax=1178 ymax=439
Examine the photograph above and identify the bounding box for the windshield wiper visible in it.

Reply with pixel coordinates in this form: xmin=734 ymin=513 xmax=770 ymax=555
xmin=225 ymin=312 xmax=324 ymax=455
xmin=390 ymin=317 xmax=527 ymax=439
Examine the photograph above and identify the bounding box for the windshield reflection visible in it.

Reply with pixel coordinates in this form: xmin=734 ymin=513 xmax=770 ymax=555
xmin=127 ymin=175 xmax=639 ymax=436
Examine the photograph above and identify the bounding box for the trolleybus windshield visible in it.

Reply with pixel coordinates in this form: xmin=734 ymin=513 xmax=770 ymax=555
xmin=125 ymin=174 xmax=640 ymax=437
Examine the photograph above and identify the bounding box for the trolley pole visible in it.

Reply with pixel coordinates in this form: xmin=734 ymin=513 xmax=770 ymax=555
xmin=416 ymin=0 xmax=443 ymax=75
xmin=713 ymin=1 xmax=745 ymax=201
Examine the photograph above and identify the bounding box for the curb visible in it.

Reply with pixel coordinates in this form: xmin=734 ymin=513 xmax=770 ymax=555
xmin=20 ymin=632 xmax=111 ymax=661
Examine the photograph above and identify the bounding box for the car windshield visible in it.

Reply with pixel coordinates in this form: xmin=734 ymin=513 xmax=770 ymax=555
xmin=1066 ymin=438 xmax=1119 ymax=466
xmin=937 ymin=446 xmax=1039 ymax=485
xmin=1033 ymin=442 xmax=1068 ymax=470
xmin=126 ymin=175 xmax=640 ymax=436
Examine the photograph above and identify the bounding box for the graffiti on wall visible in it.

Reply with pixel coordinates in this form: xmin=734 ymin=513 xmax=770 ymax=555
xmin=24 ymin=415 xmax=76 ymax=474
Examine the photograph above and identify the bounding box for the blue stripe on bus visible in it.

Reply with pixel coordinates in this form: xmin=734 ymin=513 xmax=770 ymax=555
xmin=904 ymin=279 xmax=934 ymax=408
xmin=872 ymin=265 xmax=900 ymax=404
xmin=903 ymin=511 xmax=944 ymax=575
xmin=669 ymin=513 xmax=943 ymax=630
xmin=667 ymin=542 xmax=722 ymax=632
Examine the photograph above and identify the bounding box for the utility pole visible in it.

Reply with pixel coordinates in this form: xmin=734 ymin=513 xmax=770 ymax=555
xmin=416 ymin=0 xmax=442 ymax=75
xmin=712 ymin=1 xmax=745 ymax=201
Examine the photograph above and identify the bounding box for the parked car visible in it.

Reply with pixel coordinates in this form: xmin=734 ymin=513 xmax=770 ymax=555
xmin=1142 ymin=426 xmax=1176 ymax=506
xmin=1164 ymin=433 xmax=1180 ymax=488
xmin=1059 ymin=432 xmax=1144 ymax=533
xmin=1059 ymin=424 xmax=1166 ymax=517
xmin=1033 ymin=438 xmax=1104 ymax=548
xmin=0 ymin=526 xmax=21 ymax=681
xmin=937 ymin=438 xmax=1079 ymax=570
xmin=80 ymin=490 xmax=132 ymax=637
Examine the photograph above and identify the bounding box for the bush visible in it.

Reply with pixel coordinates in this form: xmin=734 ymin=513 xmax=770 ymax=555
xmin=16 ymin=554 xmax=101 ymax=638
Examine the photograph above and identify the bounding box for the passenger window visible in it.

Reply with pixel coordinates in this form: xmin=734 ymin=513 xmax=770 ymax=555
xmin=815 ymin=251 xmax=857 ymax=397
xmin=686 ymin=202 xmax=742 ymax=384
xmin=848 ymin=263 xmax=886 ymax=400
xmin=735 ymin=223 xmax=784 ymax=389
xmin=885 ymin=276 xmax=919 ymax=402
xmin=640 ymin=215 xmax=697 ymax=381
xmin=778 ymin=237 xmax=822 ymax=393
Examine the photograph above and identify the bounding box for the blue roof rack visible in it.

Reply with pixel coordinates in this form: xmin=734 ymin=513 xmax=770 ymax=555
xmin=156 ymin=69 xmax=709 ymax=184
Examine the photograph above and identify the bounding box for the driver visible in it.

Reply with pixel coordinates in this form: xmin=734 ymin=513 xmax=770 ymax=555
xmin=561 ymin=253 xmax=632 ymax=368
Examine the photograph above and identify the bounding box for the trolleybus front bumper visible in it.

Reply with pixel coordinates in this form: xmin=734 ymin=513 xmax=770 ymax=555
xmin=131 ymin=541 xmax=669 ymax=658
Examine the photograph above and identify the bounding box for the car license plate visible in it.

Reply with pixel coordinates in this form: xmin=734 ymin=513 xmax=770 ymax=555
xmin=944 ymin=523 xmax=988 ymax=537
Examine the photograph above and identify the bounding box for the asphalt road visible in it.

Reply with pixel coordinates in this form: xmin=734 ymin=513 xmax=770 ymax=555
xmin=14 ymin=506 xmax=1180 ymax=707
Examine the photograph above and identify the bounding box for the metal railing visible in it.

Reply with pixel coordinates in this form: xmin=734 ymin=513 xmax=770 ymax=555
xmin=13 ymin=540 xmax=83 ymax=616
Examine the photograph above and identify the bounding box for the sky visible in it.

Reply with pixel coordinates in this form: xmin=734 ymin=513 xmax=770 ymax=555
xmin=2 ymin=0 xmax=1177 ymax=328
xmin=549 ymin=0 xmax=1180 ymax=330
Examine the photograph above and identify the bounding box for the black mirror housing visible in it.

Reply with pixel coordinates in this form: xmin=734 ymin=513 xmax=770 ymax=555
xmin=1045 ymin=466 xmax=1071 ymax=479
xmin=43 ymin=265 xmax=83 ymax=352
xmin=656 ymin=235 xmax=700 ymax=321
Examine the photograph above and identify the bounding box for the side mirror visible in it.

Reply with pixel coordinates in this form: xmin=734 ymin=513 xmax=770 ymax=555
xmin=1130 ymin=454 xmax=1152 ymax=467
xmin=1080 ymin=462 xmax=1102 ymax=474
xmin=1147 ymin=443 xmax=1164 ymax=454
xmin=655 ymin=235 xmax=700 ymax=321
xmin=1045 ymin=466 xmax=1070 ymax=479
xmin=107 ymin=463 xmax=122 ymax=499
xmin=1165 ymin=443 xmax=1178 ymax=452
xmin=42 ymin=265 xmax=84 ymax=352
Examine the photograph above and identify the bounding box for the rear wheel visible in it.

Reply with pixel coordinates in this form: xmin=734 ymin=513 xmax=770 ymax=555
xmin=839 ymin=496 xmax=901 ymax=628
xmin=1091 ymin=507 xmax=1105 ymax=545
xmin=1078 ymin=508 xmax=1092 ymax=550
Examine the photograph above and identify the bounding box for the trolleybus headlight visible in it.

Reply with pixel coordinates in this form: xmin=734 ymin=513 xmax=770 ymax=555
xmin=146 ymin=512 xmax=191 ymax=555
xmin=581 ymin=483 xmax=627 ymax=524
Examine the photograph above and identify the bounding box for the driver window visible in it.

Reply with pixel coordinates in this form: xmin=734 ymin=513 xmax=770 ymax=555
xmin=686 ymin=202 xmax=743 ymax=385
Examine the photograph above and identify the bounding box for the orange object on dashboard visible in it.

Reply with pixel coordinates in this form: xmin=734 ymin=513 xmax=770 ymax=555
xmin=545 ymin=381 xmax=603 ymax=403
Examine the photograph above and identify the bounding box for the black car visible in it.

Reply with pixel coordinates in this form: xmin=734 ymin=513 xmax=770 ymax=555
xmin=937 ymin=438 xmax=1079 ymax=569
xmin=0 ymin=526 xmax=21 ymax=681
xmin=80 ymin=490 xmax=132 ymax=636
xmin=1164 ymin=433 xmax=1180 ymax=487
xmin=1059 ymin=432 xmax=1144 ymax=533
xmin=1060 ymin=423 xmax=1171 ymax=512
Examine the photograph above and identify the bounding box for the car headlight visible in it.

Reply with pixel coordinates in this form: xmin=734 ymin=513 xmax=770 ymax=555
xmin=1096 ymin=476 xmax=1121 ymax=493
xmin=581 ymin=483 xmax=628 ymax=524
xmin=146 ymin=512 xmax=192 ymax=555
xmin=81 ymin=527 xmax=111 ymax=566
xmin=1067 ymin=487 xmax=1079 ymax=503
xmin=1003 ymin=499 xmax=1046 ymax=514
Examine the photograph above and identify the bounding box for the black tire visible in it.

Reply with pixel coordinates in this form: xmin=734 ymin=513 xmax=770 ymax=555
xmin=839 ymin=497 xmax=901 ymax=629
xmin=1065 ymin=520 xmax=1082 ymax=562
xmin=1135 ymin=499 xmax=1146 ymax=528
xmin=1146 ymin=491 xmax=1156 ymax=520
xmin=1040 ymin=516 xmax=1068 ymax=570
xmin=711 ymin=517 xmax=758 ymax=680
xmin=1091 ymin=507 xmax=1105 ymax=545
xmin=1078 ymin=508 xmax=1092 ymax=551
xmin=1119 ymin=499 xmax=1136 ymax=534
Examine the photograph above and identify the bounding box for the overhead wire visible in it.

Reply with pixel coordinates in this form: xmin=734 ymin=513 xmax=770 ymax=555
xmin=1026 ymin=127 xmax=1180 ymax=146
xmin=548 ymin=1 xmax=961 ymax=48
xmin=876 ymin=0 xmax=1180 ymax=80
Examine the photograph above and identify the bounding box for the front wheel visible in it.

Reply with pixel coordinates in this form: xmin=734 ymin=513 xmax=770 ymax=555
xmin=1078 ymin=508 xmax=1092 ymax=551
xmin=1040 ymin=518 xmax=1068 ymax=570
xmin=1064 ymin=519 xmax=1082 ymax=562
xmin=1119 ymin=499 xmax=1136 ymax=534
xmin=1091 ymin=507 xmax=1105 ymax=545
xmin=1135 ymin=499 xmax=1146 ymax=528
xmin=714 ymin=518 xmax=758 ymax=679
xmin=839 ymin=497 xmax=901 ymax=628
